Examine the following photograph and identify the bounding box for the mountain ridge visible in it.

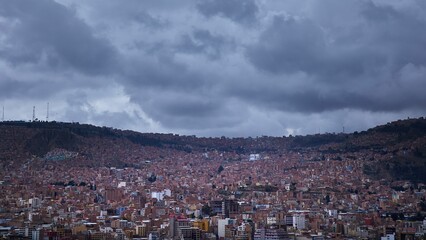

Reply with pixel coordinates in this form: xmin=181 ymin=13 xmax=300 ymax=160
xmin=1 ymin=117 xmax=426 ymax=182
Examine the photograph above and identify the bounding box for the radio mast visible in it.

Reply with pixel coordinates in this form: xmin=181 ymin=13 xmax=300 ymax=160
xmin=46 ymin=102 xmax=49 ymax=122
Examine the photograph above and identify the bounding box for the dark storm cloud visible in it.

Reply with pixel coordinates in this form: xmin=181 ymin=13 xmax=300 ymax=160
xmin=176 ymin=29 xmax=235 ymax=60
xmin=360 ymin=2 xmax=426 ymax=68
xmin=1 ymin=0 xmax=425 ymax=136
xmin=0 ymin=73 xmax=108 ymax=101
xmin=231 ymin=86 xmax=368 ymax=113
xmin=136 ymin=91 xmax=246 ymax=130
xmin=244 ymin=1 xmax=426 ymax=114
xmin=0 ymin=78 xmax=59 ymax=99
xmin=0 ymin=0 xmax=117 ymax=75
xmin=82 ymin=1 xmax=169 ymax=29
xmin=246 ymin=16 xmax=326 ymax=74
xmin=132 ymin=11 xmax=167 ymax=28
xmin=121 ymin=57 xmax=228 ymax=130
xmin=246 ymin=14 xmax=384 ymax=77
xmin=196 ymin=0 xmax=259 ymax=25
xmin=122 ymin=54 xmax=208 ymax=90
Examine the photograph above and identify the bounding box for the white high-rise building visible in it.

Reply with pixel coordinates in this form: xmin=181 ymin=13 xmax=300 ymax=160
xmin=218 ymin=218 xmax=233 ymax=238
xmin=151 ymin=189 xmax=172 ymax=201
xmin=292 ymin=214 xmax=306 ymax=230
xmin=32 ymin=229 xmax=40 ymax=240
xmin=29 ymin=198 xmax=41 ymax=208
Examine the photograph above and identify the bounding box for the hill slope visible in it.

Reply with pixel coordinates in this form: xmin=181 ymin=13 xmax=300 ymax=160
xmin=1 ymin=117 xmax=426 ymax=182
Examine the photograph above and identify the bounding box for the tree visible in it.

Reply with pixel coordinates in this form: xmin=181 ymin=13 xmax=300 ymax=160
xmin=325 ymin=195 xmax=331 ymax=204
xmin=217 ymin=165 xmax=224 ymax=174
xmin=148 ymin=174 xmax=157 ymax=183
xmin=52 ymin=181 xmax=65 ymax=186
xmin=420 ymin=199 xmax=426 ymax=211
xmin=202 ymin=204 xmax=212 ymax=216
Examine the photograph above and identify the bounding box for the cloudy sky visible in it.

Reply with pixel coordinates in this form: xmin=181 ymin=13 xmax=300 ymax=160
xmin=1 ymin=0 xmax=425 ymax=137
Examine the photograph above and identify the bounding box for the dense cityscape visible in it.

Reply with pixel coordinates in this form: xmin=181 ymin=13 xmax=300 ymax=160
xmin=2 ymin=0 xmax=426 ymax=239
xmin=0 ymin=119 xmax=426 ymax=240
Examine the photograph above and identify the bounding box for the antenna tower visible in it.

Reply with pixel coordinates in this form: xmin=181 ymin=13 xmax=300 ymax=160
xmin=46 ymin=102 xmax=49 ymax=122
xmin=32 ymin=106 xmax=35 ymax=122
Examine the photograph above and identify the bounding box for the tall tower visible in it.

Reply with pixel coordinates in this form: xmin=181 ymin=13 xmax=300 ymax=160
xmin=46 ymin=102 xmax=49 ymax=122
xmin=32 ymin=106 xmax=35 ymax=122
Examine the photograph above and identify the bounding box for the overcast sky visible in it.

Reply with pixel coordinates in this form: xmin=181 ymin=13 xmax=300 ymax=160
xmin=1 ymin=0 xmax=425 ymax=137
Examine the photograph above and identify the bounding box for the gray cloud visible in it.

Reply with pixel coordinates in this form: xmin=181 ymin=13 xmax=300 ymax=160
xmin=0 ymin=0 xmax=117 ymax=75
xmin=196 ymin=0 xmax=259 ymax=25
xmin=176 ymin=29 xmax=235 ymax=60
xmin=138 ymin=91 xmax=245 ymax=130
xmin=132 ymin=11 xmax=167 ymax=28
xmin=1 ymin=0 xmax=425 ymax=137
xmin=243 ymin=1 xmax=426 ymax=114
xmin=247 ymin=15 xmax=326 ymax=74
